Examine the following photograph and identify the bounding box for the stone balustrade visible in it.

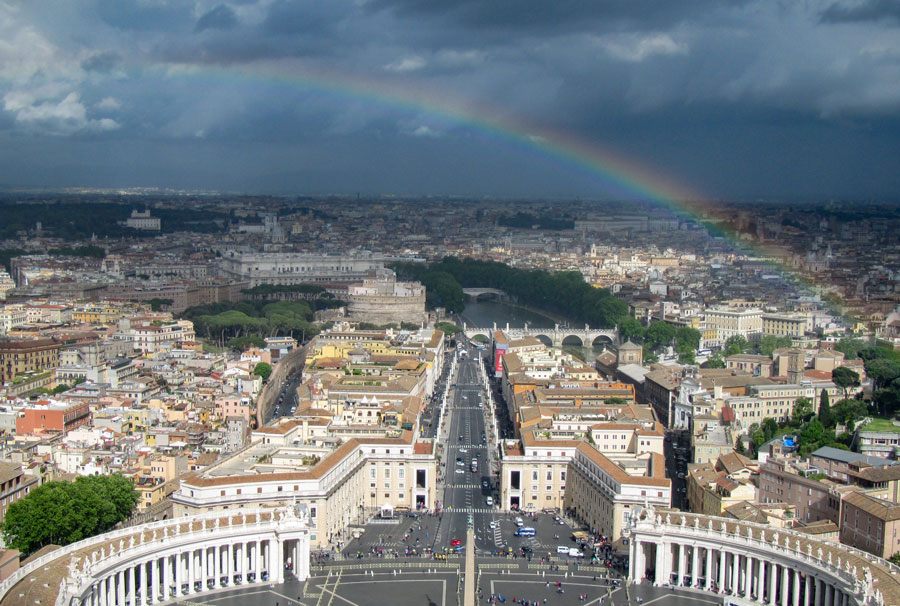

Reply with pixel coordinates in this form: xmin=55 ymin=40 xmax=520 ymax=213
xmin=0 ymin=505 xmax=310 ymax=606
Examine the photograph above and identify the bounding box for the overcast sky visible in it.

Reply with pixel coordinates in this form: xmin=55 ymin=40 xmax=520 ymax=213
xmin=1 ymin=0 xmax=899 ymax=200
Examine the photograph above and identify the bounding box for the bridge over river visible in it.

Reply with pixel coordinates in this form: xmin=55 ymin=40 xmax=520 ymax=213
xmin=462 ymin=322 xmax=618 ymax=348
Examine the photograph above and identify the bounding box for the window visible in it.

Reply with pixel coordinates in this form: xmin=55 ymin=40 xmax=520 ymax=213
xmin=371 ymin=467 xmax=376 ymax=479
xmin=532 ymin=471 xmax=538 ymax=481
xmin=546 ymin=471 xmax=552 ymax=481
xmin=399 ymin=468 xmax=405 ymax=479
xmin=384 ymin=468 xmax=391 ymax=478
xmin=561 ymin=471 xmax=566 ymax=481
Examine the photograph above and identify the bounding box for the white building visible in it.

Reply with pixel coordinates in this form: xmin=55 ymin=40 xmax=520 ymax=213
xmin=218 ymin=251 xmax=388 ymax=287
xmin=125 ymin=209 xmax=161 ymax=231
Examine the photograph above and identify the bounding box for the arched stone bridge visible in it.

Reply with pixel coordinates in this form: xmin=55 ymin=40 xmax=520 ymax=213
xmin=463 ymin=323 xmax=618 ymax=348
xmin=462 ymin=288 xmax=509 ymax=302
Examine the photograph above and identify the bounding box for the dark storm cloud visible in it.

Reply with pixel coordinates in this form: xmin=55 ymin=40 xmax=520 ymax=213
xmin=262 ymin=0 xmax=344 ymax=36
xmin=369 ymin=0 xmax=729 ymax=32
xmin=0 ymin=0 xmax=898 ymax=198
xmin=821 ymin=0 xmax=900 ymax=23
xmin=94 ymin=0 xmax=193 ymax=32
xmin=195 ymin=5 xmax=239 ymax=32
xmin=81 ymin=50 xmax=121 ymax=73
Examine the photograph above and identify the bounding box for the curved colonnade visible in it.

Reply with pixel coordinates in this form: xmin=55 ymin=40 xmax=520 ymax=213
xmin=0 ymin=506 xmax=310 ymax=606
xmin=628 ymin=509 xmax=898 ymax=606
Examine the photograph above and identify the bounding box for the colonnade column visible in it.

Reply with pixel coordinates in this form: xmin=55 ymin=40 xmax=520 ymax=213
xmin=744 ymin=555 xmax=752 ymax=597
xmin=128 ymin=564 xmax=135 ymax=606
xmin=165 ymin=554 xmax=172 ymax=600
xmin=676 ymin=544 xmax=684 ymax=586
xmin=804 ymin=575 xmax=813 ymax=606
xmin=770 ymin=563 xmax=779 ymax=605
xmin=117 ymin=570 xmax=125 ymax=605
xmin=187 ymin=548 xmax=194 ymax=593
xmin=731 ymin=552 xmax=740 ymax=594
xmin=691 ymin=545 xmax=699 ymax=587
xmin=719 ymin=549 xmax=727 ymax=592
xmin=257 ymin=540 xmax=264 ymax=579
xmin=628 ymin=540 xmax=637 ymax=581
xmin=824 ymin=583 xmax=833 ymax=606
xmin=780 ymin=565 xmax=790 ymax=606
xmin=705 ymin=548 xmax=713 ymax=590
xmin=793 ymin=570 xmax=801 ymax=606
xmin=756 ymin=559 xmax=766 ymax=601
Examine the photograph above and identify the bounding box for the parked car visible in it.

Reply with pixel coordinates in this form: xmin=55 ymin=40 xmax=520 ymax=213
xmin=568 ymin=548 xmax=584 ymax=558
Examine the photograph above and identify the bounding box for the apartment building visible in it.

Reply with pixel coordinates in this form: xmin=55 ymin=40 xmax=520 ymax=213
xmin=762 ymin=313 xmax=807 ymax=338
xmin=0 ymin=338 xmax=62 ymax=384
xmin=758 ymin=457 xmax=845 ymax=524
xmin=15 ymin=401 xmax=91 ymax=436
xmin=840 ymin=491 xmax=900 ymax=559
xmin=686 ymin=452 xmax=756 ymax=516
xmin=0 ymin=461 xmax=38 ymax=523
xmin=565 ymin=442 xmax=670 ymax=541
xmin=703 ymin=307 xmax=763 ymax=346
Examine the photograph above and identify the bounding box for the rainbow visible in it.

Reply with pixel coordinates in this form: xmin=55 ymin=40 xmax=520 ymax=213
xmin=160 ymin=61 xmax=704 ymax=205
xmin=158 ymin=61 xmax=835 ymax=312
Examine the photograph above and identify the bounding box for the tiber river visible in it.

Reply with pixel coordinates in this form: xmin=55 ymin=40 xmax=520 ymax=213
xmin=458 ymin=301 xmax=606 ymax=362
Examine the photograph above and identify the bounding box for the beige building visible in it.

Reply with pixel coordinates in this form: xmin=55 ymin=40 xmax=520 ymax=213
xmin=0 ymin=462 xmax=39 ymax=523
xmin=685 ymin=452 xmax=756 ymax=516
xmin=762 ymin=313 xmax=807 ymax=338
xmin=565 ymin=443 xmax=670 ymax=541
xmin=172 ymin=430 xmax=436 ymax=548
xmin=840 ymin=490 xmax=900 ymax=559
xmin=499 ymin=429 xmax=671 ymax=541
xmin=703 ymin=307 xmax=763 ymax=346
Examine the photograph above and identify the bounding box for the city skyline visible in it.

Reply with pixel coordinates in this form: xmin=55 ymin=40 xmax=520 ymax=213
xmin=1 ymin=1 xmax=899 ymax=199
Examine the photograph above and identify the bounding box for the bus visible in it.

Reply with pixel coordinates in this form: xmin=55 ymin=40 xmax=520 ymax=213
xmin=515 ymin=527 xmax=536 ymax=537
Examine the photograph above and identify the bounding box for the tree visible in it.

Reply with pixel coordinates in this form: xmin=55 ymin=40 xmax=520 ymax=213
xmin=618 ymin=317 xmax=645 ymax=344
xmin=675 ymin=327 xmax=701 ymax=363
xmin=705 ymin=352 xmax=726 ymax=369
xmin=818 ymin=390 xmax=832 ymax=427
xmin=434 ymin=322 xmax=463 ymax=335
xmin=735 ymin=439 xmax=746 ymax=455
xmin=148 ymin=298 xmax=174 ymax=312
xmin=723 ymin=335 xmax=749 ymax=357
xmin=756 ymin=335 xmax=792 ymax=357
xmin=866 ymin=359 xmax=900 ymax=390
xmin=792 ymin=397 xmax=814 ymax=425
xmin=835 ymin=337 xmax=867 ymax=360
xmin=832 ymin=367 xmax=861 ymax=399
xmin=831 ymin=398 xmax=868 ymax=426
xmin=762 ymin=417 xmax=779 ymax=441
xmin=253 ymin=362 xmax=272 ymax=382
xmin=644 ymin=321 xmax=676 ymax=353
xmin=1 ymin=475 xmax=137 ymax=556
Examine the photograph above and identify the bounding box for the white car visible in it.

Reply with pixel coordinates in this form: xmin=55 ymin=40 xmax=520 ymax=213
xmin=455 ymin=468 xmax=465 ymax=474
xmin=515 ymin=517 xmax=524 ymax=527
xmin=556 ymin=546 xmax=570 ymax=554
xmin=568 ymin=548 xmax=584 ymax=558
xmin=489 ymin=521 xmax=499 ymax=529
xmin=458 ymin=448 xmax=468 ymax=453
xmin=486 ymin=496 xmax=493 ymax=506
